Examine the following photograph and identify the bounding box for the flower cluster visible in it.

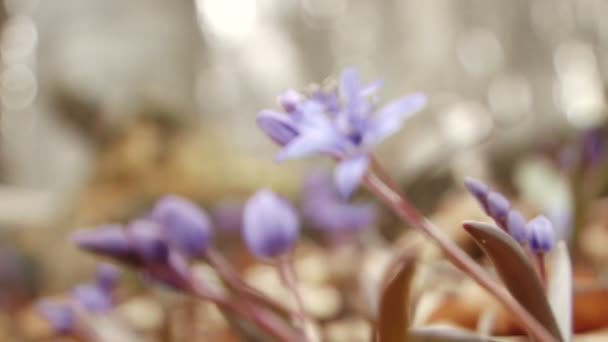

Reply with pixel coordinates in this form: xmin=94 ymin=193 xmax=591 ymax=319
xmin=465 ymin=178 xmax=556 ymax=253
xmin=258 ymin=68 xmax=427 ymax=197
xmin=73 ymin=192 xmax=302 ymax=284
xmin=64 ymin=192 xmax=303 ymax=339
xmin=38 ymin=264 xmax=119 ymax=335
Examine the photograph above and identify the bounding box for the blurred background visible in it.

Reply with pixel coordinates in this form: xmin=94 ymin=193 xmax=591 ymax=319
xmin=1 ymin=0 xmax=608 ymax=339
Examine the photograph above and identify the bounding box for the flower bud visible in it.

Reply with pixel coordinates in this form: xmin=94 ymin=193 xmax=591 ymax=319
xmin=506 ymin=210 xmax=528 ymax=243
xmin=127 ymin=220 xmax=168 ymax=264
xmin=38 ymin=300 xmax=75 ymax=334
xmin=528 ymin=215 xmax=556 ymax=253
xmin=72 ymin=225 xmax=140 ymax=266
xmin=151 ymin=195 xmax=213 ymax=257
xmin=243 ymin=189 xmax=300 ymax=258
xmin=464 ymin=177 xmax=490 ymax=207
xmin=487 ymin=191 xmax=510 ymax=225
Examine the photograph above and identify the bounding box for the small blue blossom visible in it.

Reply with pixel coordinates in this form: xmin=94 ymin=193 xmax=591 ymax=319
xmin=150 ymin=195 xmax=213 ymax=258
xmin=302 ymin=172 xmax=376 ymax=233
xmin=243 ymin=189 xmax=300 ymax=258
xmin=528 ymin=215 xmax=556 ymax=254
xmin=257 ymin=68 xmax=426 ymax=197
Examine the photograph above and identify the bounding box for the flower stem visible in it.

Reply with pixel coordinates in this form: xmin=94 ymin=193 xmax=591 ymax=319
xmin=277 ymin=257 xmax=318 ymax=342
xmin=363 ymin=166 xmax=557 ymax=342
xmin=205 ymin=248 xmax=292 ymax=318
xmin=185 ymin=279 xmax=298 ymax=342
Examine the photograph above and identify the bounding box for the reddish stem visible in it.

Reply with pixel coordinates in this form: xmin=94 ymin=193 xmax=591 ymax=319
xmin=185 ymin=280 xmax=298 ymax=342
xmin=363 ymin=169 xmax=557 ymax=342
xmin=277 ymin=257 xmax=317 ymax=342
xmin=205 ymin=248 xmax=292 ymax=318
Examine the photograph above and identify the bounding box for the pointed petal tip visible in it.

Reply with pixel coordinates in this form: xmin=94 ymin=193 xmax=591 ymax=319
xmin=463 ymin=177 xmax=489 ymax=195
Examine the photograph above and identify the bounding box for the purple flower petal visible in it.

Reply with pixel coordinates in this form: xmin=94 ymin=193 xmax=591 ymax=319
xmin=275 ymin=130 xmax=339 ymax=161
xmin=312 ymin=89 xmax=340 ymax=115
xmin=365 ymin=93 xmax=426 ymax=146
xmin=334 ymin=155 xmax=370 ymax=198
xmin=528 ymin=215 xmax=556 ymax=253
xmin=257 ymin=110 xmax=299 ymax=146
xmin=243 ymin=189 xmax=300 ymax=258
xmin=151 ymin=195 xmax=213 ymax=258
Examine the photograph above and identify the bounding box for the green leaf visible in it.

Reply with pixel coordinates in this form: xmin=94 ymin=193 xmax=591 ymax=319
xmin=408 ymin=326 xmax=498 ymax=342
xmin=547 ymin=241 xmax=572 ymax=341
xmin=375 ymin=249 xmax=417 ymax=342
xmin=462 ymin=221 xmax=562 ymax=341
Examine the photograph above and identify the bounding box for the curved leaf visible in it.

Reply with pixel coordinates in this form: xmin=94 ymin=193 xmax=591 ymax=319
xmin=376 ymin=249 xmax=417 ymax=342
xmin=408 ymin=327 xmax=498 ymax=342
xmin=462 ymin=221 xmax=562 ymax=341
xmin=547 ymin=241 xmax=572 ymax=341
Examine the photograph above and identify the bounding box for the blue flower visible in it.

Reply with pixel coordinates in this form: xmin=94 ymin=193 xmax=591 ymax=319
xmin=257 ymin=68 xmax=426 ymax=197
xmin=302 ymin=171 xmax=376 ymax=233
xmin=243 ymin=189 xmax=300 ymax=258
xmin=150 ymin=195 xmax=214 ymax=258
